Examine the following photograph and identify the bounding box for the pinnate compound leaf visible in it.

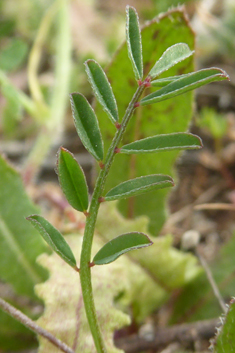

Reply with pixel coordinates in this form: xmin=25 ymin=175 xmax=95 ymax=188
xmin=93 ymin=232 xmax=152 ymax=265
xmin=96 ymin=9 xmax=196 ymax=234
xmin=27 ymin=215 xmax=77 ymax=269
xmin=141 ymin=68 xmax=229 ymax=105
xmin=85 ymin=60 xmax=119 ymax=123
xmin=57 ymin=147 xmax=89 ymax=212
xmin=149 ymin=43 xmax=194 ymax=79
xmin=70 ymin=93 xmax=104 ymax=161
xmin=126 ymin=6 xmax=143 ymax=80
xmin=120 ymin=133 xmax=202 ymax=154
xmin=105 ymin=175 xmax=174 ymax=201
xmin=212 ymin=298 xmax=235 ymax=353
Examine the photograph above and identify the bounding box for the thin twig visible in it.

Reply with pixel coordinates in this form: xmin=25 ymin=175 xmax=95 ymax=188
xmin=196 ymin=250 xmax=227 ymax=313
xmin=194 ymin=203 xmax=235 ymax=211
xmin=0 ymin=297 xmax=74 ymax=353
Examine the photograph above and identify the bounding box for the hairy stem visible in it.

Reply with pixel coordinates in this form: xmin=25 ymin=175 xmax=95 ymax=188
xmin=79 ymin=84 xmax=145 ymax=353
xmin=0 ymin=297 xmax=74 ymax=353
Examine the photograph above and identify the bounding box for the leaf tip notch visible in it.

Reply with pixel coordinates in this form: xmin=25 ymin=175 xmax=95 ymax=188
xmin=126 ymin=5 xmax=143 ymax=81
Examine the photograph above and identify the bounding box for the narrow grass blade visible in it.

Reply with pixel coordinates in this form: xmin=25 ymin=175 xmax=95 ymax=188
xmin=85 ymin=60 xmax=119 ymax=123
xmin=120 ymin=133 xmax=202 ymax=154
xmin=57 ymin=147 xmax=89 ymax=212
xmin=141 ymin=68 xmax=229 ymax=105
xmin=149 ymin=43 xmax=194 ymax=79
xmin=93 ymin=232 xmax=152 ymax=265
xmin=126 ymin=6 xmax=143 ymax=80
xmin=27 ymin=215 xmax=77 ymax=268
xmin=70 ymin=93 xmax=104 ymax=161
xmin=104 ymin=174 xmax=174 ymax=201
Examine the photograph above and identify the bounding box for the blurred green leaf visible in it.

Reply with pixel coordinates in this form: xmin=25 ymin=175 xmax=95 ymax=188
xmin=85 ymin=59 xmax=119 ymax=123
xmin=93 ymin=232 xmax=152 ymax=265
xmin=120 ymin=133 xmax=202 ymax=154
xmin=0 ymin=38 xmax=28 ymax=72
xmin=70 ymin=93 xmax=104 ymax=161
xmin=0 ymin=154 xmax=47 ymax=297
xmin=126 ymin=5 xmax=143 ymax=80
xmin=171 ymin=233 xmax=235 ymax=323
xmin=0 ymin=153 xmax=47 ymax=349
xmin=57 ymin=147 xmax=89 ymax=213
xmin=105 ymin=175 xmax=174 ymax=201
xmin=1 ymin=80 xmax=23 ymax=136
xmin=142 ymin=68 xmax=229 ymax=105
xmin=149 ymin=43 xmax=194 ymax=79
xmin=27 ymin=215 xmax=77 ymax=269
xmin=96 ymin=9 xmax=195 ymax=234
xmin=199 ymin=108 xmax=227 ymax=139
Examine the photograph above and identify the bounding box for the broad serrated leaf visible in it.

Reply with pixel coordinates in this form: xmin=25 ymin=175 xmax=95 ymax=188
xmin=213 ymin=299 xmax=235 ymax=353
xmin=96 ymin=9 xmax=196 ymax=234
xmin=141 ymin=68 xmax=229 ymax=105
xmin=85 ymin=59 xmax=119 ymax=123
xmin=120 ymin=133 xmax=202 ymax=154
xmin=27 ymin=215 xmax=77 ymax=269
xmin=105 ymin=175 xmax=174 ymax=201
xmin=36 ymin=235 xmax=131 ymax=353
xmin=93 ymin=232 xmax=152 ymax=265
xmin=70 ymin=93 xmax=104 ymax=161
xmin=126 ymin=6 xmax=143 ymax=80
xmin=149 ymin=43 xmax=194 ymax=79
xmin=57 ymin=147 xmax=89 ymax=212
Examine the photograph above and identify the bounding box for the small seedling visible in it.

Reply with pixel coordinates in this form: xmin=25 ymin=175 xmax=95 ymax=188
xmin=25 ymin=6 xmax=229 ymax=353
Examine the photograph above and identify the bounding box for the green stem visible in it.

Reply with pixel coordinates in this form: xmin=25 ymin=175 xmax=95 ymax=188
xmin=79 ymin=84 xmax=145 ymax=353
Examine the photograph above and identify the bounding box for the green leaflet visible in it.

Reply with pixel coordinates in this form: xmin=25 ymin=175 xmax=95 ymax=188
xmin=150 ymin=74 xmax=189 ymax=87
xmin=105 ymin=175 xmax=174 ymax=201
xmin=126 ymin=6 xmax=143 ymax=80
xmin=70 ymin=93 xmax=104 ymax=161
xmin=27 ymin=215 xmax=77 ymax=269
xmin=57 ymin=147 xmax=89 ymax=213
xmin=213 ymin=299 xmax=235 ymax=353
xmin=85 ymin=60 xmax=119 ymax=124
xmin=149 ymin=43 xmax=194 ymax=79
xmin=93 ymin=232 xmax=152 ymax=265
xmin=141 ymin=68 xmax=229 ymax=105
xmin=120 ymin=133 xmax=202 ymax=154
